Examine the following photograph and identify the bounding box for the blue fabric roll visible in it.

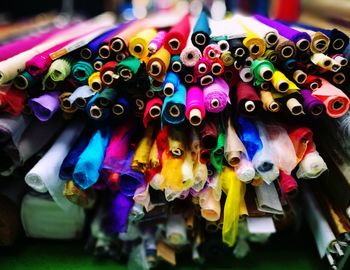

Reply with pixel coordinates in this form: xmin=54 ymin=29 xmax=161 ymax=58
xmin=162 ymin=71 xmax=180 ymax=94
xmin=283 ymin=59 xmax=296 ymax=73
xmin=237 ymin=116 xmax=263 ymax=160
xmin=59 ymin=127 xmax=93 ymax=180
xmin=191 ymin=8 xmax=211 ymax=50
xmin=73 ymin=127 xmax=111 ymax=189
xmin=85 ymin=93 xmax=110 ymax=121
xmin=161 ymin=83 xmax=187 ymax=125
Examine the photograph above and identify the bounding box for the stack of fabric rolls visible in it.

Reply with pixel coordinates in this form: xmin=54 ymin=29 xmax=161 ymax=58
xmin=0 ymin=7 xmax=350 ymax=268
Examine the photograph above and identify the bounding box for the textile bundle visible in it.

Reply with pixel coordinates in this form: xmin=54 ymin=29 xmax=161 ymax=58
xmin=0 ymin=7 xmax=350 ymax=269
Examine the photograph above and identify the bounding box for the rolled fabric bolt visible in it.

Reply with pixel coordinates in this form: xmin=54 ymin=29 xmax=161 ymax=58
xmin=297 ymin=151 xmax=327 ymax=179
xmin=185 ymin=86 xmax=205 ymax=126
xmin=301 ymin=74 xmax=322 ymax=90
xmin=222 ymin=66 xmax=240 ymax=87
xmin=59 ymin=92 xmax=77 ymax=114
xmin=86 ymin=94 xmax=110 ymax=121
xmin=236 ymin=81 xmax=262 ymax=116
xmin=129 ymin=28 xmax=157 ymax=59
xmin=194 ymin=57 xmax=211 ymax=77
xmin=200 ymin=74 xmax=214 ymax=86
xmin=209 ymin=17 xmax=247 ymax=41
xmin=63 ymin=180 xmax=96 ymax=208
xmin=279 ymin=171 xmax=298 ymax=195
xmin=254 ymin=15 xmax=311 ymax=51
xmin=250 ymin=59 xmax=275 ymax=82
xmin=162 ymin=72 xmax=179 ymax=96
xmin=164 ymin=14 xmax=191 ymax=54
xmin=170 ymin=55 xmax=183 ymax=73
xmin=68 ymin=85 xmax=95 ymax=108
xmin=183 ymin=66 xmax=196 ymax=84
xmin=95 ymin=88 xmax=118 ymax=108
xmin=220 ymin=51 xmax=234 ymax=66
xmin=293 ymin=26 xmax=330 ymax=53
xmin=274 ymin=35 xmax=296 ymax=59
xmin=115 ymin=51 xmax=129 ymax=62
xmin=14 ymin=71 xmax=37 ymax=90
xmin=262 ymin=49 xmax=279 ymax=64
xmin=43 ymin=57 xmax=72 ymax=83
xmin=100 ymin=61 xmax=118 ymax=85
xmin=217 ymin=40 xmax=230 ymax=52
xmin=239 ymin=67 xmax=254 ymax=82
xmin=73 ymin=127 xmax=111 ymax=190
xmin=293 ymin=70 xmax=307 ymax=84
xmin=88 ymin=72 xmax=102 ymax=92
xmin=166 ymin=213 xmax=187 ymax=245
xmin=92 ymin=57 xmax=104 ymax=71
xmin=238 ymin=19 xmax=266 ymax=58
xmin=310 ymin=53 xmax=341 ymax=72
xmin=199 ymin=188 xmax=221 ymax=222
xmin=72 ymin=61 xmax=94 ymax=84
xmin=169 ymin=128 xmax=186 ymax=157
xmin=211 ymin=128 xmax=225 ymax=173
xmin=228 ymin=39 xmax=248 ymax=59
xmin=148 ymin=30 xmax=167 ymax=54
xmin=116 ymin=56 xmax=141 ymax=81
xmin=203 ymin=77 xmax=230 ymax=113
xmin=143 ymin=97 xmax=163 ymax=127
xmin=331 ymin=55 xmax=348 ymax=66
xmin=284 ymin=96 xmax=304 ymax=116
xmin=211 ymin=58 xmax=225 ymax=76
xmin=149 ymin=77 xmax=163 ymax=92
xmin=180 ymin=16 xmax=202 ymax=67
xmin=28 ymin=91 xmax=60 ymax=122
xmin=98 ymin=44 xmax=111 ymax=59
xmin=260 ymin=90 xmax=280 ymax=112
xmin=162 ymin=83 xmax=186 ymax=124
xmin=24 ymin=120 xmax=85 ymax=209
xmin=300 ymin=89 xmax=325 ymax=118
xmin=224 ymin=117 xmax=247 ymax=167
xmin=191 ymin=8 xmax=211 ymax=50
xmin=331 ymin=71 xmax=347 ymax=85
xmin=312 ymin=77 xmax=350 ymax=118
xmin=271 ymin=71 xmax=291 ymax=93
xmin=203 ymin=44 xmax=221 ymax=60
xmin=147 ymin=46 xmax=171 ymax=80
xmin=235 ymin=155 xmax=255 ymax=183
xmin=200 ymin=119 xmax=218 ymax=150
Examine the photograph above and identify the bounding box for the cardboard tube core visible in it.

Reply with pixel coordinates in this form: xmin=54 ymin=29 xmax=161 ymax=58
xmin=62 ymin=99 xmax=71 ymax=109
xmin=148 ymin=43 xmax=157 ymax=54
xmin=146 ymin=90 xmax=155 ymax=98
xmin=189 ymin=109 xmax=202 ymax=126
xmin=98 ymin=45 xmax=110 ymax=59
xmin=120 ymin=69 xmax=132 ymax=80
xmin=112 ymin=104 xmax=124 ymax=115
xmin=80 ymin=48 xmax=92 ymax=60
xmin=281 ymin=46 xmax=294 ymax=58
xmin=184 ymin=74 xmax=194 ymax=83
xmin=134 ymin=44 xmax=143 ymax=54
xmin=169 ymin=38 xmax=180 ymax=50
xmin=333 ymin=73 xmax=346 ymax=84
xmin=198 ymin=63 xmax=207 ymax=74
xmin=315 ymin=39 xmax=327 ymax=51
xmin=266 ymin=33 xmax=278 ymax=46
xmin=269 ymin=102 xmax=280 ymax=112
xmin=172 ymin=62 xmax=181 ymax=72
xmin=218 ymin=40 xmax=229 ymax=51
xmin=211 ymin=99 xmax=219 ymax=108
xmin=212 ymin=64 xmax=222 ymax=75
xmin=92 ymin=81 xmax=102 ymax=92
xmin=311 ymin=105 xmax=323 ymax=116
xmin=335 ymin=56 xmax=348 ymax=66
xmin=235 ymin=47 xmax=245 ymax=57
xmin=286 ymin=98 xmax=303 ymax=115
xmin=136 ymin=99 xmax=144 ymax=110
xmin=250 ymin=44 xmax=260 ymax=54
xmin=14 ymin=75 xmax=28 ymax=89
xmin=332 ymin=100 xmax=343 ymax=110
xmin=310 ymin=82 xmax=319 ymax=90
xmin=195 ymin=33 xmax=206 ymax=45
xmin=260 ymin=67 xmax=273 ymax=80
xmin=116 ymin=53 xmax=126 ymax=62
xmin=270 ymin=54 xmax=278 ymax=63
xmin=100 ymin=98 xmax=110 ymax=107
xmin=245 ymin=57 xmax=253 ymax=66
xmin=261 ymin=82 xmax=270 ymax=90
xmin=229 ymin=156 xmax=240 ymax=166
xmin=296 ymin=39 xmax=310 ymax=51
xmin=150 ymin=62 xmax=162 ymax=76
xmin=293 ymin=70 xmax=307 ymax=84
xmin=102 ymin=71 xmax=114 ymax=85
xmin=75 ymin=98 xmax=87 ymax=108
xmin=149 ymin=105 xmax=161 ymax=117
xmin=277 ymin=81 xmax=289 ymax=92
xmin=164 ymin=83 xmax=174 ymax=96
xmin=111 ymin=39 xmax=124 ymax=52
xmin=333 ymin=38 xmax=345 ymax=50
xmin=201 ymin=75 xmax=213 ymax=86
xmin=94 ymin=61 xmax=103 ymax=70
xmin=169 ymin=105 xmax=180 ymax=117
xmin=90 ymin=105 xmax=102 ymax=118
xmin=245 ymin=101 xmax=255 ymax=112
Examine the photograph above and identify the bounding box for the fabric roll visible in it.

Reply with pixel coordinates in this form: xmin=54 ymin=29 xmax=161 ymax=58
xmin=59 ymin=92 xmax=78 ymax=114
xmin=255 ymin=182 xmax=284 ymax=215
xmin=73 ymin=127 xmax=111 ymax=190
xmin=251 ymin=59 xmax=275 ymax=84
xmin=116 ymin=56 xmax=141 ymax=81
xmin=13 ymin=71 xmax=38 ymax=90
xmin=59 ymin=127 xmax=93 ymax=180
xmin=143 ymin=97 xmax=163 ymax=128
xmin=254 ymin=15 xmax=311 ymax=51
xmin=25 ymin=120 xmax=85 ymax=210
xmin=0 ymin=87 xmax=26 ymax=116
xmin=259 ymin=90 xmax=280 ymax=112
xmin=166 ymin=213 xmax=187 ymax=245
xmin=170 ymin=55 xmax=183 ymax=73
xmin=286 ymin=126 xmax=315 ymax=163
xmin=146 ymin=46 xmax=171 ymax=81
xmin=235 ymin=81 xmax=262 ymax=117
xmin=296 ymin=151 xmax=327 ymax=179
xmin=279 ymin=171 xmax=298 ymax=195
xmin=185 ymin=86 xmax=205 ymax=126
xmin=235 ymin=15 xmax=279 ymax=48
xmin=161 ymin=83 xmax=186 ymax=125
xmin=194 ymin=57 xmax=212 ymax=77
xmin=63 ymin=180 xmax=96 ymax=208
xmin=262 ymin=49 xmax=279 ymax=64
xmin=0 ymin=113 xmax=31 ymax=145
xmin=274 ymin=36 xmax=296 ymax=60
xmin=92 ymin=57 xmax=104 ymax=70
xmin=200 ymin=118 xmax=218 ymax=150
xmin=164 ymin=14 xmax=191 ymax=55
xmin=292 ymin=26 xmax=330 ymax=54
xmin=191 ymin=8 xmax=211 ymax=50
xmin=210 ymin=128 xmax=225 ymax=173
xmin=239 ymin=67 xmax=253 ymax=83
xmin=88 ymin=71 xmax=103 ymax=92
xmin=100 ymin=61 xmax=118 ymax=86
xmin=72 ymin=61 xmax=94 ymax=84
xmin=199 ymin=188 xmax=221 ymax=222
xmin=180 ymin=16 xmax=202 ymax=67
xmin=132 ymin=125 xmax=154 ymax=173
xmin=203 ymin=43 xmax=221 ymax=60
xmin=310 ymin=53 xmax=341 ymax=72
xmin=162 ymin=72 xmax=179 ymax=97
xmin=211 ymin=58 xmax=225 ymax=76
xmin=43 ymin=57 xmax=72 ymax=85
xmin=209 ymin=18 xmax=247 ymax=41
xmin=148 ymin=31 xmax=167 ymax=54
xmin=112 ymin=96 xmax=130 ymax=117
xmin=168 ymin=128 xmax=186 ymax=157
xmin=68 ymin=85 xmax=96 ymax=108
xmin=21 ymin=193 xmax=85 ymax=239
xmin=220 ymin=166 xmax=245 ymax=247
xmin=28 ymin=91 xmax=60 ymax=122
xmin=227 ymin=39 xmax=249 ymax=60
xmin=300 ymin=89 xmax=326 ymax=118
xmin=129 ymin=29 xmax=157 ymax=59
xmin=224 ymin=117 xmax=247 ymax=167
xmin=94 ymin=88 xmax=118 ymax=108
xmin=312 ymin=78 xmax=350 ymax=118
xmin=85 ymin=94 xmax=110 ymax=121
xmin=271 ymin=70 xmax=295 ymax=93
xmin=203 ymin=77 xmax=230 ymax=113
xmin=108 ymin=192 xmax=134 ymax=233
xmin=235 ymin=155 xmax=255 ymax=183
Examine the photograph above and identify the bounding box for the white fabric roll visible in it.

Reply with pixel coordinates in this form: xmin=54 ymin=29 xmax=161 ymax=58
xmin=25 ymin=120 xmax=85 ymax=210
xmin=209 ymin=17 xmax=247 ymax=41
xmin=296 ymin=151 xmax=327 ymax=179
xmin=166 ymin=213 xmax=187 ymax=245
xmin=21 ymin=193 xmax=85 ymax=239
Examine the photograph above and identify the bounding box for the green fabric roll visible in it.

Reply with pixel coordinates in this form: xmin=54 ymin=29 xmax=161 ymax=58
xmin=14 ymin=71 xmax=37 ymax=90
xmin=72 ymin=61 xmax=95 ymax=84
xmin=49 ymin=57 xmax=73 ymax=82
xmin=210 ymin=127 xmax=226 ymax=173
xmin=250 ymin=59 xmax=275 ymax=86
xmin=94 ymin=88 xmax=119 ymax=108
xmin=115 ymin=56 xmax=141 ymax=81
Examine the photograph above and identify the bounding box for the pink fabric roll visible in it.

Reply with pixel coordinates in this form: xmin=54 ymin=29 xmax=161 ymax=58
xmin=203 ymin=77 xmax=230 ymax=113
xmin=143 ymin=97 xmax=163 ymax=128
xmin=279 ymin=170 xmax=298 ymax=194
xmin=194 ymin=57 xmax=212 ymax=77
xmin=185 ymin=86 xmax=206 ymax=125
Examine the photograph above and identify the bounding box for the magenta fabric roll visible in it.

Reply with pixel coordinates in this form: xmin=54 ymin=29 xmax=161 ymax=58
xmin=27 ymin=91 xmax=60 ymax=122
xmin=203 ymin=77 xmax=230 ymax=113
xmin=254 ymin=15 xmax=311 ymax=44
xmin=185 ymin=86 xmax=206 ymax=120
xmin=25 ymin=39 xmax=74 ymax=77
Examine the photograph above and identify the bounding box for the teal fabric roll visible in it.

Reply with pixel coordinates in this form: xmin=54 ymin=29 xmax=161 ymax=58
xmin=161 ymin=83 xmax=187 ymax=125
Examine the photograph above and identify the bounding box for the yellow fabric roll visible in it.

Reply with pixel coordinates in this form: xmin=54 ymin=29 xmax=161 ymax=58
xmin=220 ymin=166 xmax=246 ymax=247
xmin=160 ymin=152 xmax=185 ymax=192
xmin=88 ymin=72 xmax=102 ymax=92
xmin=149 ymin=139 xmax=160 ymax=168
xmin=146 ymin=46 xmax=171 ymax=81
xmin=310 ymin=32 xmax=330 ymax=54
xmin=271 ymin=70 xmax=299 ymax=93
xmin=132 ymin=125 xmax=155 ymax=173
xmin=168 ymin=129 xmax=186 ymax=157
xmin=260 ymin=90 xmax=280 ymax=112
xmin=129 ymin=28 xmax=157 ymax=59
xmin=238 ymin=21 xmax=266 ymax=58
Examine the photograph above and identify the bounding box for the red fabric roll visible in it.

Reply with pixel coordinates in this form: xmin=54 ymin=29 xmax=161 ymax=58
xmin=164 ymin=14 xmax=191 ymax=55
xmin=194 ymin=57 xmax=212 ymax=77
xmin=221 ymin=66 xmax=240 ymax=88
xmin=272 ymin=0 xmax=300 ymax=22
xmin=0 ymin=87 xmax=26 ymax=116
xmin=235 ymin=81 xmax=262 ymax=116
xmin=279 ymin=170 xmax=298 ymax=195
xmin=199 ymin=119 xmax=218 ymax=150
xmin=300 ymin=74 xmax=322 ymax=90
xmin=100 ymin=61 xmax=118 ymax=86
xmin=143 ymin=97 xmax=163 ymax=128
xmin=285 ymin=126 xmax=315 ymax=162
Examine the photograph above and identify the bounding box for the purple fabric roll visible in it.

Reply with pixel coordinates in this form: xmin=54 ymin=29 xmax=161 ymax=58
xmin=107 ymin=192 xmax=134 ymax=234
xmin=300 ymin=89 xmax=325 ymax=118
xmin=28 ymin=91 xmax=60 ymax=122
xmin=254 ymin=15 xmax=311 ymax=44
xmin=203 ymin=77 xmax=230 ymax=113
